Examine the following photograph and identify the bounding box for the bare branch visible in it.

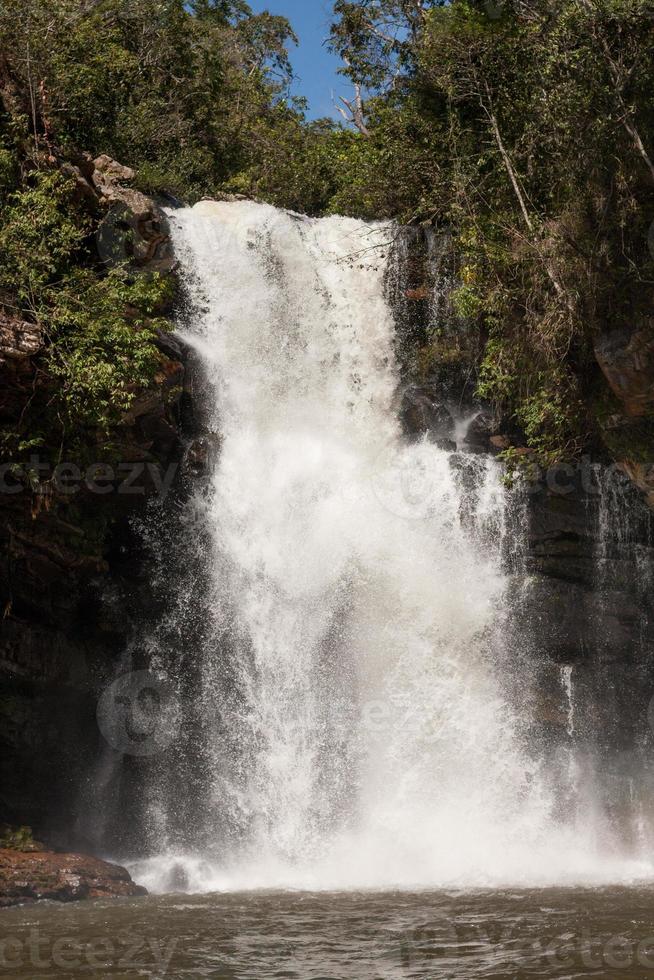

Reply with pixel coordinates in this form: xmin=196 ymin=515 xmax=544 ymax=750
xmin=481 ymin=83 xmax=533 ymax=233
xmin=481 ymin=82 xmax=573 ymax=309
xmin=577 ymin=0 xmax=654 ymax=183
xmin=334 ymin=63 xmax=370 ymax=137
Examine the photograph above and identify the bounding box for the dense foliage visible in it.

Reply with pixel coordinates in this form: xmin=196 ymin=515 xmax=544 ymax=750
xmin=0 ymin=0 xmax=316 ymax=452
xmin=327 ymin=0 xmax=654 ymax=463
xmin=1 ymin=0 xmax=653 ymax=464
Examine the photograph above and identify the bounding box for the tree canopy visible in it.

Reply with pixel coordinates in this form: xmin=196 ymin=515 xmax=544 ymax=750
xmin=1 ymin=0 xmax=653 ymax=464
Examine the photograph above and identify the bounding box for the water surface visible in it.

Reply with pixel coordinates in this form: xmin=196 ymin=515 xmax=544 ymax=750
xmin=3 ymin=888 xmax=654 ymax=978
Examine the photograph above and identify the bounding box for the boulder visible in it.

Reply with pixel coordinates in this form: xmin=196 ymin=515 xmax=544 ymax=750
xmin=461 ymin=410 xmax=499 ymax=454
xmin=399 ymin=386 xmax=456 ymax=447
xmin=91 ymin=155 xmax=176 ymax=276
xmin=0 ymin=313 xmax=42 ymax=363
xmin=92 ymin=154 xmax=136 ymax=184
xmin=0 ymin=848 xmax=146 ymax=908
xmin=183 ymin=434 xmax=221 ymax=477
xmin=59 ymin=159 xmax=99 ymax=208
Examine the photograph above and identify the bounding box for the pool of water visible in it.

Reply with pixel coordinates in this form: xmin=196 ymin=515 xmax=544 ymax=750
xmin=3 ymin=887 xmax=654 ymax=978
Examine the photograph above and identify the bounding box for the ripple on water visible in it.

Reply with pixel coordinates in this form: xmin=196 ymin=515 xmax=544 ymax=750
xmin=2 ymin=887 xmax=654 ymax=979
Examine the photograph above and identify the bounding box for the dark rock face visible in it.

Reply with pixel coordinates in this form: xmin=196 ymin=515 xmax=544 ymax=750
xmin=399 ymin=368 xmax=654 ymax=786
xmin=399 ymin=386 xmax=456 ymax=448
xmin=594 ymin=324 xmax=654 ymax=508
xmin=0 ymin=155 xmax=196 ymax=851
xmin=595 ymin=326 xmax=654 ymax=418
xmin=460 ymin=411 xmax=502 ymax=455
xmin=1 ymin=206 xmax=652 ymax=866
xmin=0 ymin=848 xmax=146 ymax=908
xmin=0 ymin=341 xmax=201 ymax=844
xmin=522 ymin=468 xmax=654 ymax=647
xmin=514 ymin=466 xmax=654 ymax=795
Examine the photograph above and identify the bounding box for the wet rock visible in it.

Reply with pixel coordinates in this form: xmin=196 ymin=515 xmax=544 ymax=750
xmin=183 ymin=435 xmax=221 ymax=477
xmin=0 ymin=849 xmax=146 ymax=908
xmin=514 ymin=467 xmax=654 ymax=721
xmin=461 ymin=411 xmax=499 ymax=454
xmin=517 ymin=576 xmax=642 ymax=664
xmin=197 ymin=192 xmax=250 ymax=205
xmin=399 ymin=386 xmax=455 ymax=446
xmin=155 ymin=328 xmax=185 ymax=362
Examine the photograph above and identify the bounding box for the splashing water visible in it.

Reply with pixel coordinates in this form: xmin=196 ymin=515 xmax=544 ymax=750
xmin=129 ymin=201 xmax=653 ymax=892
xmin=561 ymin=665 xmax=576 ymax=738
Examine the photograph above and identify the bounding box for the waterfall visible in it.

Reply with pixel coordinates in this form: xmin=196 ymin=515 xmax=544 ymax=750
xmin=129 ymin=201 xmax=653 ymax=891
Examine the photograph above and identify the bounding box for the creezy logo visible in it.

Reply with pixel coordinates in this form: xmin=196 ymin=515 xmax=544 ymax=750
xmin=97 ymin=670 xmax=180 ymax=757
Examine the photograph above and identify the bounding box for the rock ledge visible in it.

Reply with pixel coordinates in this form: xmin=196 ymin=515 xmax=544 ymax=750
xmin=0 ymin=849 xmax=147 ymax=908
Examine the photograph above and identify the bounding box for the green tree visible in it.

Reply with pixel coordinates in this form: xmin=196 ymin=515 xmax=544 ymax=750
xmin=328 ymin=0 xmax=654 ymax=463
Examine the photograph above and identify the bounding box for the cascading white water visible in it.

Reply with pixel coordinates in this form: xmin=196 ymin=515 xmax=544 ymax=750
xmin=131 ymin=201 xmax=653 ymax=892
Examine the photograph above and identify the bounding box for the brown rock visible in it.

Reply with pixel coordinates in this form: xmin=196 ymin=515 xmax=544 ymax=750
xmin=594 ymin=326 xmax=654 ymax=417
xmin=92 ymin=154 xmax=136 ymax=184
xmin=59 ymin=161 xmax=99 ymax=207
xmin=405 ymin=285 xmax=431 ymax=301
xmin=618 ymin=460 xmax=654 ymax=510
xmin=94 ymin=187 xmax=176 ymax=275
xmin=92 ymin=155 xmax=156 ymax=221
xmin=0 ymin=849 xmax=146 ymax=908
xmin=0 ymin=313 xmax=42 ymax=363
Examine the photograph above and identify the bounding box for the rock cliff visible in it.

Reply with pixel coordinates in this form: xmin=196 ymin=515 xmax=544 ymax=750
xmin=0 ymin=156 xmax=192 ymax=851
xmin=1 ymin=198 xmax=653 ymax=879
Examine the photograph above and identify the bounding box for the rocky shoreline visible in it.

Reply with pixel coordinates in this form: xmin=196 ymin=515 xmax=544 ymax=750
xmin=0 ymin=844 xmax=146 ymax=909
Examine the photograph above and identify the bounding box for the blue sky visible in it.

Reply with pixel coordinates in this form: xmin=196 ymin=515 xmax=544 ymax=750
xmin=248 ymin=0 xmax=348 ymax=119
